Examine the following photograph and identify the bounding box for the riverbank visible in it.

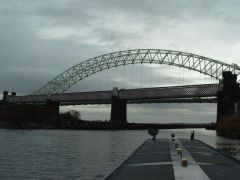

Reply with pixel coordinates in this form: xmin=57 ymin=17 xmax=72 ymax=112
xmin=0 ymin=105 xmax=215 ymax=130
xmin=59 ymin=121 xmax=215 ymax=130
xmin=0 ymin=119 xmax=215 ymax=130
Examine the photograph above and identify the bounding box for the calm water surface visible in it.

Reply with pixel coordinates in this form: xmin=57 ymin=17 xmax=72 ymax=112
xmin=0 ymin=129 xmax=240 ymax=180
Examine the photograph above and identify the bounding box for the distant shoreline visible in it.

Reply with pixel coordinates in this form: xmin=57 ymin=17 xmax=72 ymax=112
xmin=0 ymin=120 xmax=215 ymax=130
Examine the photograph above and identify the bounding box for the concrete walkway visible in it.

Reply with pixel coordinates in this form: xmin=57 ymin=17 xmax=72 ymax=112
xmin=106 ymin=138 xmax=240 ymax=180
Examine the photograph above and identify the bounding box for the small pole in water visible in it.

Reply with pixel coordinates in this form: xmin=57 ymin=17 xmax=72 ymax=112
xmin=191 ymin=131 xmax=195 ymax=140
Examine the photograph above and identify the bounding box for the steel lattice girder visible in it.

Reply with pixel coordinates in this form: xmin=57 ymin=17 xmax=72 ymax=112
xmin=11 ymin=83 xmax=219 ymax=104
xmin=33 ymin=49 xmax=240 ymax=95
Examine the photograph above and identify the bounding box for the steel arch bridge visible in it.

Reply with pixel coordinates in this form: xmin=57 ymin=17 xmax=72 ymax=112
xmin=33 ymin=49 xmax=240 ymax=95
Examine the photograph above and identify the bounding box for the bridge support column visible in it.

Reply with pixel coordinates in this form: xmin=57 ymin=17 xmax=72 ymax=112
xmin=110 ymin=97 xmax=127 ymax=123
xmin=217 ymin=71 xmax=239 ymax=124
xmin=110 ymin=87 xmax=127 ymax=123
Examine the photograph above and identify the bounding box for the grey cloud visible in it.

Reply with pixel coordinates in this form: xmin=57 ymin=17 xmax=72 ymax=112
xmin=0 ymin=0 xmax=239 ymax=95
xmin=1 ymin=0 xmax=222 ymax=48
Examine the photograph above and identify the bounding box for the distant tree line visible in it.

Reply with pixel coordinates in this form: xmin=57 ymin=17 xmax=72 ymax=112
xmin=59 ymin=110 xmax=81 ymax=121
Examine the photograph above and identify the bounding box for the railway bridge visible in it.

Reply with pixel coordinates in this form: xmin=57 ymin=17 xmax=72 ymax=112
xmin=1 ymin=49 xmax=240 ymax=124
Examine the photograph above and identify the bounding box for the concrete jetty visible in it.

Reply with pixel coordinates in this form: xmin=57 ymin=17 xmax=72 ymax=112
xmin=106 ymin=138 xmax=240 ymax=180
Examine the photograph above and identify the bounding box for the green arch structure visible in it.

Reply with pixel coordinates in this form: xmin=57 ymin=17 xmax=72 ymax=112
xmin=33 ymin=49 xmax=240 ymax=95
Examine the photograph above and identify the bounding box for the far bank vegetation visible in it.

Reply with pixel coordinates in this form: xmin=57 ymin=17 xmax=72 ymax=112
xmin=59 ymin=110 xmax=82 ymax=121
xmin=218 ymin=115 xmax=240 ymax=139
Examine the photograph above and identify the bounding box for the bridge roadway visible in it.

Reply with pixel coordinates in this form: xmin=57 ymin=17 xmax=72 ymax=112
xmin=58 ymin=98 xmax=217 ymax=105
xmin=8 ymin=83 xmax=220 ymax=104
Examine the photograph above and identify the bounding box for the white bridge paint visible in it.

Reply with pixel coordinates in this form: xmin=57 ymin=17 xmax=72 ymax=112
xmin=33 ymin=49 xmax=240 ymax=95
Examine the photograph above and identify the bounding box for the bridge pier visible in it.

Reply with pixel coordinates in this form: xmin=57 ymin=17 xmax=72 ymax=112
xmin=217 ymin=71 xmax=239 ymax=124
xmin=110 ymin=88 xmax=127 ymax=123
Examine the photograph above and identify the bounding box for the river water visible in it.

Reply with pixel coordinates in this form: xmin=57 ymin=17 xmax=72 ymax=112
xmin=0 ymin=129 xmax=240 ymax=180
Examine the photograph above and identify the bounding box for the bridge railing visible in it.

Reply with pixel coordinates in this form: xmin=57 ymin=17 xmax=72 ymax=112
xmin=119 ymin=83 xmax=220 ymax=100
xmin=7 ymin=83 xmax=221 ymax=104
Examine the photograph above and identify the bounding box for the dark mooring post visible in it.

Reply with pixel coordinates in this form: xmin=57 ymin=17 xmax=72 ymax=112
xmin=217 ymin=71 xmax=238 ymax=124
xmin=110 ymin=87 xmax=127 ymax=123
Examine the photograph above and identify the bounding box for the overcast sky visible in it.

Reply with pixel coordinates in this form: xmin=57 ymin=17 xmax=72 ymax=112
xmin=1 ymin=0 xmax=239 ymax=122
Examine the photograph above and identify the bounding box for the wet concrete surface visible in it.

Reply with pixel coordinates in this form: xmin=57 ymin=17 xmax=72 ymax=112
xmin=106 ymin=138 xmax=240 ymax=180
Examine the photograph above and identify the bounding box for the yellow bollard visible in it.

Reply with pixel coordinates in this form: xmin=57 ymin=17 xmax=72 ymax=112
xmin=176 ymin=148 xmax=182 ymax=155
xmin=181 ymin=158 xmax=188 ymax=167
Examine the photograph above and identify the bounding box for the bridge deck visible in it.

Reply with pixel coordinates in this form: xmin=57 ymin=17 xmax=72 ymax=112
xmin=8 ymin=83 xmax=219 ymax=104
xmin=106 ymin=138 xmax=240 ymax=180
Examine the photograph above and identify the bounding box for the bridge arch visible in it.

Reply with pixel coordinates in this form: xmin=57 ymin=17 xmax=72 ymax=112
xmin=33 ymin=49 xmax=240 ymax=95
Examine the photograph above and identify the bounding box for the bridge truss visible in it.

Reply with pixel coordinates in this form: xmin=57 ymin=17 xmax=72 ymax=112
xmin=33 ymin=49 xmax=240 ymax=95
